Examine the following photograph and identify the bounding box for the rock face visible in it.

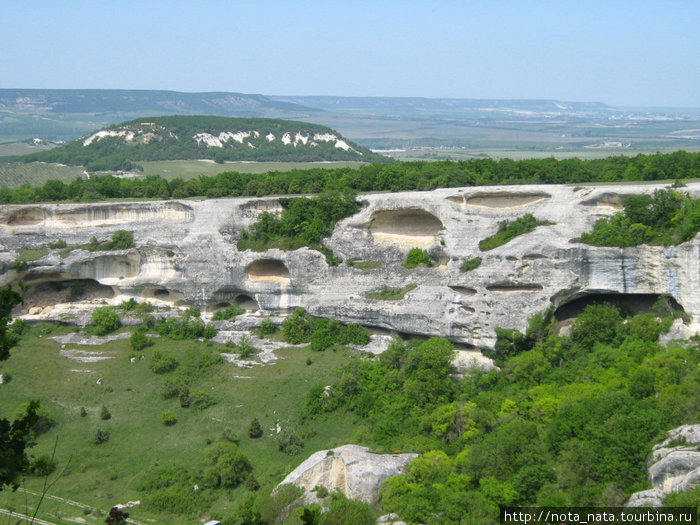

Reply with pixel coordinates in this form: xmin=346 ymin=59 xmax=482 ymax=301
xmin=2 ymin=182 xmax=700 ymax=349
xmin=627 ymin=424 xmax=700 ymax=507
xmin=279 ymin=444 xmax=417 ymax=504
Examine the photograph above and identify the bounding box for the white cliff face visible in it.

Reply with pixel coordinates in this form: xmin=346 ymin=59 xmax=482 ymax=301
xmin=279 ymin=444 xmax=417 ymax=504
xmin=2 ymin=182 xmax=700 ymax=351
xmin=627 ymin=424 xmax=700 ymax=507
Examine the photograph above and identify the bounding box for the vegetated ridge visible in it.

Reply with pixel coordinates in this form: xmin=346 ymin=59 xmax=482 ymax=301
xmin=18 ymin=115 xmax=386 ymax=171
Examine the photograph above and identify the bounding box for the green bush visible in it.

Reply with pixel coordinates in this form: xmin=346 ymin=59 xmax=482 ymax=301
xmin=91 ymin=306 xmax=120 ymax=335
xmin=30 ymin=454 xmax=56 ymax=476
xmin=460 ymin=256 xmax=482 ymax=272
xmin=130 ymin=328 xmax=152 ymax=351
xmin=161 ymin=411 xmax=177 ymax=426
xmin=105 ymin=230 xmax=134 ymax=250
xmin=256 ymin=318 xmax=277 ymax=337
xmin=403 ymin=248 xmax=433 ymax=268
xmin=479 ymin=214 xmax=552 ymax=251
xmin=248 ymin=418 xmax=263 ymax=439
xmin=94 ymin=429 xmax=110 ymax=444
xmin=203 ymin=442 xmax=253 ymax=488
xmin=212 ymin=304 xmax=245 ymax=321
xmin=282 ymin=308 xmax=314 ymax=344
xmin=100 ymin=405 xmax=111 ymax=420
xmin=150 ymin=350 xmax=179 ymax=374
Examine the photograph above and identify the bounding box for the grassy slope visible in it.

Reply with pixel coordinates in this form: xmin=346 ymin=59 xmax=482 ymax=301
xmin=0 ymin=324 xmax=361 ymax=524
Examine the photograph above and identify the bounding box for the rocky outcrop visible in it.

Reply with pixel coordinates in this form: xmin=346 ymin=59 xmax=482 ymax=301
xmin=2 ymin=182 xmax=699 ymax=350
xmin=627 ymin=424 xmax=700 ymax=507
xmin=278 ymin=444 xmax=417 ymax=504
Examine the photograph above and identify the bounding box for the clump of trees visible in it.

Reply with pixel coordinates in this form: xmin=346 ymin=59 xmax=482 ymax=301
xmin=580 ymin=188 xmax=700 ymax=247
xmin=237 ymin=191 xmax=360 ymax=259
xmin=281 ymin=308 xmax=370 ymax=350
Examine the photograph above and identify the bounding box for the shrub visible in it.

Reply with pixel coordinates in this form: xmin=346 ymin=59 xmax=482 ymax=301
xmin=277 ymin=431 xmax=304 ymax=455
xmin=403 ymin=248 xmax=433 ymax=268
xmin=100 ymin=405 xmax=111 ymax=420
xmin=212 ymin=304 xmax=245 ymax=321
xmin=460 ymin=256 xmax=482 ymax=272
xmin=94 ymin=429 xmax=110 ymax=444
xmin=203 ymin=442 xmax=253 ymax=488
xmin=161 ymin=411 xmax=177 ymax=426
xmin=30 ymin=454 xmax=56 ymax=476
xmin=248 ymin=418 xmax=263 ymax=439
xmin=105 ymin=230 xmax=134 ymax=250
xmin=91 ymin=306 xmax=120 ymax=335
xmin=160 ymin=380 xmax=180 ymax=400
xmin=79 ymin=407 xmax=87 ymax=417
xmin=257 ymin=318 xmax=277 ymax=337
xmin=237 ymin=336 xmax=256 ymax=358
xmin=282 ymin=308 xmax=314 ymax=344
xmin=245 ymin=473 xmax=260 ymax=492
xmin=130 ymin=328 xmax=152 ymax=351
xmin=150 ymin=350 xmax=179 ymax=374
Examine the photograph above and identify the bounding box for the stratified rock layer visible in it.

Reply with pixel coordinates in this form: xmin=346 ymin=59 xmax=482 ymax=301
xmin=2 ymin=182 xmax=699 ymax=349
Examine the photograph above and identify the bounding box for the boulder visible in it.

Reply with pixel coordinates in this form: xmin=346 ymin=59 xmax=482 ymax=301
xmin=627 ymin=424 xmax=700 ymax=507
xmin=279 ymin=444 xmax=417 ymax=504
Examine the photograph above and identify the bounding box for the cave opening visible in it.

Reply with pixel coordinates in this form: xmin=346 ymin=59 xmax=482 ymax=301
xmin=553 ymin=292 xmax=684 ymax=322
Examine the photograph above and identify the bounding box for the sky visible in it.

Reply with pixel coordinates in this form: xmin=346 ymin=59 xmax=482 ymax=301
xmin=2 ymin=0 xmax=699 ymax=107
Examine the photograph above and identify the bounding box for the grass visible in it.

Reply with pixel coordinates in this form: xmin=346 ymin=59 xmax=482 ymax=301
xmin=16 ymin=246 xmax=49 ymax=262
xmin=365 ymin=284 xmax=417 ymax=300
xmin=0 ymin=162 xmax=85 ymax=189
xmin=350 ymin=261 xmax=382 ymax=271
xmin=0 ymin=324 xmax=363 ymax=524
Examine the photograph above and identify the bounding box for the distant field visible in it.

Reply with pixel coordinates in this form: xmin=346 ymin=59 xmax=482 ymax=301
xmin=0 ymin=162 xmax=85 ymax=188
xmin=0 ymin=160 xmax=368 ymax=189
xmin=387 ymin=146 xmax=700 ymax=162
xmin=138 ymin=159 xmax=368 ymax=180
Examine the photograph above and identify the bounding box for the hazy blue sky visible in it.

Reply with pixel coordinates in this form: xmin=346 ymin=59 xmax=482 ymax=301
xmin=2 ymin=0 xmax=698 ymax=107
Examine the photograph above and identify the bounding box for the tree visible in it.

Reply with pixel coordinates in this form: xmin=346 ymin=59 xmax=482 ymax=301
xmin=91 ymin=306 xmax=120 ymax=335
xmin=248 ymin=418 xmax=263 ymax=439
xmin=0 ymin=286 xmax=39 ymax=491
xmin=105 ymin=507 xmax=129 ymax=525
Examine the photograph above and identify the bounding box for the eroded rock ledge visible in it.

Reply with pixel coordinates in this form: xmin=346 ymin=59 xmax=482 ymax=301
xmin=2 ymin=182 xmax=699 ymax=349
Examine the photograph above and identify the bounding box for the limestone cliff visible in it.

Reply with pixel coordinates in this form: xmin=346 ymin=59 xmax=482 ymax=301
xmin=1 ymin=182 xmax=699 ymax=349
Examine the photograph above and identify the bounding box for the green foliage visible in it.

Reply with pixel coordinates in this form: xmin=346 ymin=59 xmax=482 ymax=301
xmin=570 ymin=303 xmax=624 ymax=350
xmin=460 ymin=256 xmax=482 ymax=272
xmin=150 ymin=349 xmax=179 ymax=374
xmin=479 ymin=213 xmax=553 ymax=251
xmin=277 ymin=431 xmax=304 ymax=455
xmin=580 ymin=188 xmax=700 ymax=247
xmin=13 ymin=401 xmax=56 ymax=439
xmin=105 ymin=230 xmax=134 ymax=250
xmin=5 ymin=151 xmax=698 ymax=204
xmin=351 ymin=261 xmax=382 ymax=271
xmin=16 ymin=247 xmax=49 ymax=262
xmin=282 ymin=308 xmax=315 ymax=344
xmin=91 ymin=306 xmax=120 ymax=335
xmin=99 ymin=405 xmax=111 ymax=420
xmin=365 ymin=283 xmax=417 ymax=300
xmin=203 ymin=441 xmax=253 ymax=488
xmin=130 ymin=328 xmax=152 ymax=351
xmin=29 ymin=454 xmax=56 ymax=476
xmin=136 ymin=465 xmax=215 ymax=515
xmin=161 ymin=411 xmax=177 ymax=426
xmin=237 ymin=191 xmax=360 ymax=255
xmin=212 ymin=303 xmax=245 ymax=321
xmin=94 ymin=429 xmax=110 ymax=444
xmin=155 ymin=313 xmax=215 ymax=340
xmin=403 ymin=248 xmax=433 ymax=268
xmin=256 ymin=318 xmax=278 ymax=337
xmin=248 ymin=418 xmax=263 ymax=439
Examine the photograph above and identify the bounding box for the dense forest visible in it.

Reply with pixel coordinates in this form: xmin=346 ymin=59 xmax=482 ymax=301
xmin=16 ymin=116 xmax=385 ymax=170
xmin=295 ymin=302 xmax=700 ymax=524
xmin=1 ymin=151 xmax=698 ymax=204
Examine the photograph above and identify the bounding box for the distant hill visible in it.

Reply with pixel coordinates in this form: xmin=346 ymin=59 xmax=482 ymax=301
xmin=271 ymin=95 xmax=614 ymax=119
xmin=19 ymin=115 xmax=387 ymax=170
